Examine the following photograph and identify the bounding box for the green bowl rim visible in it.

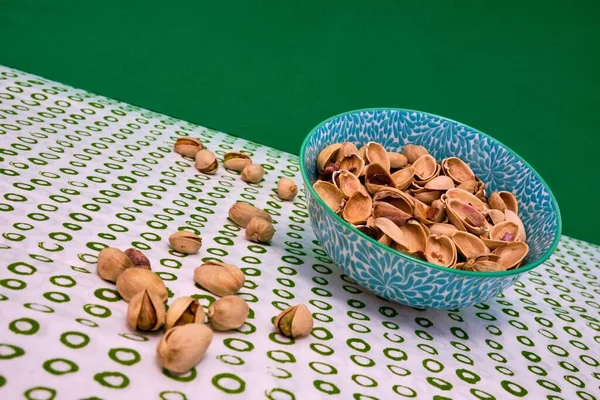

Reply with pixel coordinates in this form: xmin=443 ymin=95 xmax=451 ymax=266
xmin=299 ymin=107 xmax=563 ymax=278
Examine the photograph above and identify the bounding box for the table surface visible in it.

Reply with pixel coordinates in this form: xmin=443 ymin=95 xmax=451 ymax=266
xmin=0 ymin=65 xmax=599 ymax=400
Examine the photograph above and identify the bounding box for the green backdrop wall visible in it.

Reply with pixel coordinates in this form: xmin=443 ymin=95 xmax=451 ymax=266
xmin=1 ymin=1 xmax=598 ymax=244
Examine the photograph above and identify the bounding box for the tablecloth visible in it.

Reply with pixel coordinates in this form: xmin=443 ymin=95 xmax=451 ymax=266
xmin=0 ymin=65 xmax=599 ymax=400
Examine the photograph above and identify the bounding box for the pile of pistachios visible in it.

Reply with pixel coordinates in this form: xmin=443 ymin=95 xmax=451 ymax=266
xmin=313 ymin=142 xmax=529 ymax=272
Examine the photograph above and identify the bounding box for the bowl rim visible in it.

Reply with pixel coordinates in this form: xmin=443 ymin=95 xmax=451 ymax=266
xmin=300 ymin=107 xmax=562 ymax=277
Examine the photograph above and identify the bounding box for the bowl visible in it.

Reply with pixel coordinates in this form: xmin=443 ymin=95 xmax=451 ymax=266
xmin=300 ymin=108 xmax=561 ymax=309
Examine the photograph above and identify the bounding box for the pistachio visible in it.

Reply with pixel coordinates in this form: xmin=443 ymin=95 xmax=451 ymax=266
xmin=413 ymin=155 xmax=440 ymax=184
xmin=403 ymin=144 xmax=429 ymax=164
xmin=245 ymin=217 xmax=275 ymax=243
xmin=229 ymin=202 xmax=273 ymax=227
xmin=241 ymin=164 xmax=265 ymax=183
xmin=157 ymin=324 xmax=213 ymax=373
xmin=97 ymin=247 xmax=132 ymax=282
xmin=277 ymin=178 xmax=298 ymax=200
xmin=195 ymin=149 xmax=218 ymax=174
xmin=313 ymin=181 xmax=345 ymax=213
xmin=388 ymin=152 xmax=408 ymax=169
xmin=165 ymin=296 xmax=205 ymax=330
xmin=127 ymin=289 xmax=165 ymax=331
xmin=169 ymin=231 xmax=202 ymax=254
xmin=124 ymin=248 xmax=151 ymax=270
xmin=223 ymin=152 xmax=252 ymax=171
xmin=207 ymin=295 xmax=249 ymax=331
xmin=274 ymin=304 xmax=314 ymax=338
xmin=193 ymin=260 xmax=245 ymax=296
xmin=116 ymin=268 xmax=168 ymax=302
xmin=174 ymin=137 xmax=203 ymax=158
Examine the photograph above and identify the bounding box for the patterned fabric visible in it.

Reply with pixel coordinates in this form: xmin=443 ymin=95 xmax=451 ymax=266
xmin=301 ymin=109 xmax=560 ymax=308
xmin=1 ymin=66 xmax=599 ymax=400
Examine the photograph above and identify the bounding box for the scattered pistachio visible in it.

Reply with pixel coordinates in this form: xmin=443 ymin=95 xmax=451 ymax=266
xmin=174 ymin=137 xmax=203 ymax=158
xmin=165 ymin=296 xmax=205 ymax=330
xmin=223 ymin=152 xmax=252 ymax=171
xmin=193 ymin=260 xmax=245 ymax=296
xmin=228 ymin=202 xmax=272 ymax=227
xmin=245 ymin=217 xmax=275 ymax=243
xmin=207 ymin=295 xmax=249 ymax=331
xmin=127 ymin=289 xmax=165 ymax=331
xmin=241 ymin=164 xmax=264 ymax=183
xmin=116 ymin=268 xmax=168 ymax=302
xmin=169 ymin=231 xmax=202 ymax=254
xmin=277 ymin=178 xmax=298 ymax=200
xmin=274 ymin=304 xmax=314 ymax=338
xmin=195 ymin=149 xmax=218 ymax=174
xmin=124 ymin=248 xmax=151 ymax=270
xmin=157 ymin=324 xmax=213 ymax=373
xmin=97 ymin=247 xmax=132 ymax=283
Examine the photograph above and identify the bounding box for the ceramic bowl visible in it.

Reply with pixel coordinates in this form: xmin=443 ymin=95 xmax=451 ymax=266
xmin=300 ymin=108 xmax=561 ymax=309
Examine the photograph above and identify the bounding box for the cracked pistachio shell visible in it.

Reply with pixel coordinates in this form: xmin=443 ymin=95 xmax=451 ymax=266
xmin=342 ymin=191 xmax=372 ymax=225
xmin=362 ymin=142 xmax=390 ymax=171
xmin=492 ymin=241 xmax=529 ymax=269
xmin=193 ymin=260 xmax=245 ymax=296
xmin=333 ymin=170 xmax=367 ymax=198
xmin=337 ymin=153 xmax=365 ymax=176
xmin=124 ymin=248 xmax=151 ymax=270
xmin=223 ymin=152 xmax=252 ymax=171
xmin=412 ymin=155 xmax=440 ymax=183
xmin=451 ymin=231 xmax=490 ymax=259
xmin=277 ymin=178 xmax=298 ymax=200
xmin=245 ymin=217 xmax=275 ymax=243
xmin=157 ymin=324 xmax=213 ymax=374
xmin=241 ymin=164 xmax=265 ymax=183
xmin=364 ymin=163 xmax=395 ymax=194
xmin=313 ymin=181 xmax=345 ymax=213
xmin=388 ymin=152 xmax=408 ymax=169
xmin=403 ymin=144 xmax=429 ymax=164
xmin=274 ymin=304 xmax=314 ymax=338
xmin=207 ymin=295 xmax=249 ymax=331
xmin=195 ymin=149 xmax=218 ymax=174
xmin=127 ymin=289 xmax=165 ymax=331
xmin=398 ymin=220 xmax=428 ymax=254
xmin=317 ymin=143 xmax=342 ymax=173
xmin=442 ymin=157 xmax=475 ymax=184
xmin=97 ymin=247 xmax=132 ymax=283
xmin=165 ymin=296 xmax=205 ymax=330
xmin=174 ymin=137 xmax=203 ymax=158
xmin=169 ymin=231 xmax=202 ymax=254
xmin=429 ymin=223 xmax=459 ymax=236
xmin=336 ymin=142 xmax=360 ymax=160
xmin=504 ymin=210 xmax=527 ymax=242
xmin=424 ymin=234 xmax=457 ymax=267
xmin=116 ymin=268 xmax=168 ymax=303
xmin=229 ymin=202 xmax=272 ymax=227
xmin=446 ymin=199 xmax=490 ymax=235
xmin=489 ymin=191 xmax=518 ymax=214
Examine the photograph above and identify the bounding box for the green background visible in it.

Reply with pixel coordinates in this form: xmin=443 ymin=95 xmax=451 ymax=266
xmin=1 ymin=1 xmax=598 ymax=244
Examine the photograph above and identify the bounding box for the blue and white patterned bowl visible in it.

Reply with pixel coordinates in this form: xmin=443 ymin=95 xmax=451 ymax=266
xmin=300 ymin=108 xmax=562 ymax=309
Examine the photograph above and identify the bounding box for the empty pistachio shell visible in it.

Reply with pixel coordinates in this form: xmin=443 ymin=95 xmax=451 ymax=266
xmin=337 ymin=153 xmax=365 ymax=176
xmin=446 ymin=199 xmax=490 ymax=235
xmin=165 ymin=296 xmax=205 ymax=330
xmin=229 ymin=202 xmax=273 ymax=227
xmin=333 ymin=170 xmax=367 ymax=198
xmin=424 ymin=234 xmax=457 ymax=267
xmin=208 ymin=295 xmax=249 ymax=331
xmin=493 ymin=242 xmax=529 ymax=269
xmin=174 ymin=137 xmax=203 ymax=158
xmin=374 ymin=217 xmax=409 ymax=250
xmin=313 ymin=181 xmax=345 ymax=213
xmin=487 ymin=209 xmax=506 ymax=225
xmin=413 ymin=155 xmax=440 ymax=183
xmin=342 ymin=192 xmax=372 ymax=225
xmin=388 ymin=152 xmax=408 ymax=169
xmin=223 ymin=152 xmax=252 ymax=171
xmin=157 ymin=324 xmax=213 ymax=373
xmin=124 ymin=248 xmax=151 ymax=270
xmin=413 ymin=199 xmax=446 ymax=225
xmin=398 ymin=221 xmax=428 ymax=254
xmin=445 ymin=188 xmax=487 ymax=213
xmin=193 ymin=260 xmax=245 ymax=296
xmin=277 ymin=178 xmax=298 ymax=200
xmin=489 ymin=191 xmax=518 ymax=214
xmin=116 ymin=268 xmax=168 ymax=303
xmin=391 ymin=166 xmax=415 ymax=190
xmin=169 ymin=231 xmax=202 ymax=254
xmin=425 ymin=176 xmax=455 ymax=191
xmin=504 ymin=210 xmax=527 ymax=242
xmin=362 ymin=142 xmax=390 ymax=171
xmin=274 ymin=304 xmax=314 ymax=338
xmin=317 ymin=143 xmax=342 ymax=173
xmin=127 ymin=289 xmax=165 ymax=331
xmin=240 ymin=163 xmax=265 ymax=183
xmin=464 ymin=260 xmax=506 ymax=272
xmin=97 ymin=247 xmax=132 ymax=282
xmin=442 ymin=157 xmax=475 ymax=184
xmin=429 ymin=223 xmax=459 ymax=236
xmin=403 ymin=144 xmax=429 ymax=164
xmin=245 ymin=217 xmax=275 ymax=243
xmin=195 ymin=149 xmax=218 ymax=174
xmin=336 ymin=142 xmax=360 ymax=160
xmin=364 ymin=163 xmax=394 ymax=194
xmin=451 ymin=231 xmax=490 ymax=259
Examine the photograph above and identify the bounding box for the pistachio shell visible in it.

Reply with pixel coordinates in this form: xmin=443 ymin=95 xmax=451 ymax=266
xmin=398 ymin=221 xmax=428 ymax=253
xmin=373 ymin=201 xmax=412 ymax=226
xmin=425 ymin=234 xmax=457 ymax=267
xmin=446 ymin=199 xmax=490 ymax=235
xmin=362 ymin=142 xmax=390 ymax=171
xmin=127 ymin=289 xmax=165 ymax=331
xmin=442 ymin=157 xmax=475 ymax=183
xmin=412 ymin=155 xmax=438 ymax=182
xmin=373 ymin=188 xmax=414 ymax=215
xmin=193 ymin=260 xmax=245 ymax=296
xmin=413 ymin=200 xmax=446 ymax=225
xmin=116 ymin=268 xmax=168 ymax=303
xmin=313 ymin=181 xmax=345 ymax=213
xmin=208 ymin=295 xmax=249 ymax=331
xmin=489 ymin=191 xmax=518 ymax=214
xmin=456 ymin=180 xmax=478 ymax=194
xmin=492 ymin=242 xmax=529 ymax=269
xmin=317 ymin=143 xmax=342 ymax=173
xmin=223 ymin=152 xmax=252 ymax=171
xmin=466 ymin=260 xmax=506 ymax=272
xmin=445 ymin=188 xmax=487 ymax=212
xmin=124 ymin=248 xmax=151 ymax=270
xmin=342 ymin=192 xmax=372 ymax=225
xmin=157 ymin=324 xmax=213 ymax=373
xmin=391 ymin=166 xmax=415 ymax=190
xmin=174 ymin=137 xmax=203 ymax=158
xmin=337 ymin=154 xmax=365 ymax=176
xmin=412 ymin=189 xmax=442 ymax=206
xmin=277 ymin=178 xmax=298 ymax=200
xmin=241 ymin=164 xmax=265 ymax=183
xmin=451 ymin=231 xmax=490 ymax=259
xmin=336 ymin=142 xmax=360 ymax=160
xmin=424 ymin=176 xmax=455 ymax=191
xmin=229 ymin=202 xmax=272 ymax=227
xmin=245 ymin=216 xmax=275 ymax=243
xmin=274 ymin=304 xmax=314 ymax=338
xmin=388 ymin=152 xmax=408 ymax=169
xmin=165 ymin=296 xmax=205 ymax=330
xmin=481 ymin=221 xmax=519 ymax=249
xmin=333 ymin=170 xmax=368 ymax=198
xmin=487 ymin=209 xmax=506 ymax=225
xmin=429 ymin=223 xmax=459 ymax=236
xmin=504 ymin=210 xmax=527 ymax=241
xmin=374 ymin=217 xmax=409 ymax=250
xmin=194 ymin=149 xmax=218 ymax=174
xmin=356 ymin=224 xmax=379 ymax=239
xmin=364 ymin=163 xmax=394 ymax=194
xmin=378 ymin=234 xmax=392 ymax=246
xmin=97 ymin=247 xmax=133 ymax=282
xmin=403 ymin=144 xmax=429 ymax=164
xmin=169 ymin=230 xmax=202 ymax=254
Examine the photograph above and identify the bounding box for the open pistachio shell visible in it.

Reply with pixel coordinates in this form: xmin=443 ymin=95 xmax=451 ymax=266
xmin=378 ymin=234 xmax=392 ymax=246
xmin=451 ymin=231 xmax=490 ymax=259
xmin=362 ymin=142 xmax=390 ymax=171
xmin=413 ymin=155 xmax=440 ymax=183
xmin=313 ymin=181 xmax=345 ymax=213
xmin=481 ymin=221 xmax=519 ymax=249
xmin=391 ymin=166 xmax=415 ymax=190
xmin=165 ymin=296 xmax=205 ymax=330
xmin=425 ymin=234 xmax=457 ymax=267
xmin=333 ymin=170 xmax=368 ymax=198
xmin=487 ymin=209 xmax=506 ymax=225
xmin=493 ymin=242 xmax=529 ymax=269
xmin=456 ymin=180 xmax=478 ymax=194
xmin=336 ymin=142 xmax=360 ymax=161
xmin=342 ymin=192 xmax=372 ymax=225
xmin=399 ymin=221 xmax=428 ymax=254
xmin=364 ymin=163 xmax=394 ymax=194
xmin=403 ymin=144 xmax=429 ymax=164
xmin=413 ymin=200 xmax=446 ymax=225
xmin=445 ymin=188 xmax=487 ymax=212
xmin=373 ymin=188 xmax=414 ymax=215
xmin=446 ymin=199 xmax=490 ymax=235
xmin=411 ymin=186 xmax=441 ymax=205
xmin=429 ymin=223 xmax=459 ymax=236
xmin=373 ymin=202 xmax=411 ymax=226
xmin=317 ymin=143 xmax=342 ymax=173
xmin=337 ymin=154 xmax=365 ymax=176
xmin=489 ymin=191 xmax=518 ymax=214
xmin=504 ymin=210 xmax=527 ymax=242
xmin=424 ymin=176 xmax=455 ymax=191
xmin=388 ymin=152 xmax=408 ymax=169
xmin=374 ymin=217 xmax=409 ymax=250
xmin=465 ymin=260 xmax=506 ymax=272
xmin=442 ymin=157 xmax=475 ymax=183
